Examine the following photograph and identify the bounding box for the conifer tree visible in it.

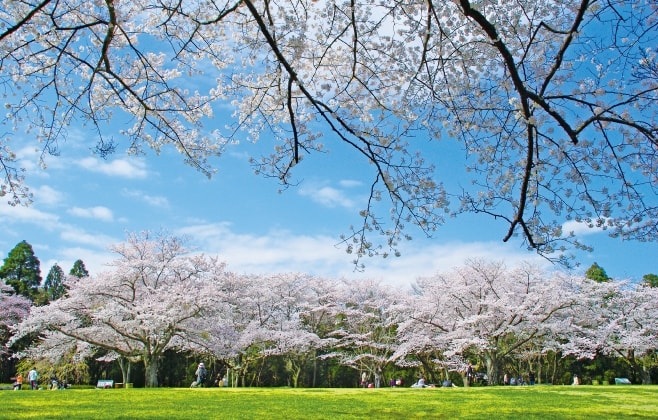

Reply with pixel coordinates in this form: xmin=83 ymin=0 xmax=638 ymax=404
xmin=0 ymin=240 xmax=42 ymax=300
xmin=585 ymin=263 xmax=611 ymax=283
xmin=642 ymin=274 xmax=658 ymax=288
xmin=69 ymin=259 xmax=89 ymax=279
xmin=44 ymin=263 xmax=67 ymax=301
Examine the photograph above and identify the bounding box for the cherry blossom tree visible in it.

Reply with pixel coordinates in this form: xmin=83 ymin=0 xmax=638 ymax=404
xmin=588 ymin=283 xmax=658 ymax=384
xmin=321 ymin=279 xmax=403 ymax=386
xmin=204 ymin=272 xmax=277 ymax=386
xmin=1 ymin=1 xmax=656 ymax=265
xmin=0 ymin=283 xmax=31 ymax=354
xmin=7 ymin=252 xmax=655 ymax=387
xmin=206 ymin=272 xmax=327 ymax=387
xmin=254 ymin=273 xmax=330 ymax=388
xmin=10 ymin=231 xmax=229 ymax=387
xmin=396 ymin=259 xmax=605 ymax=384
xmin=297 ymin=275 xmax=343 ymax=387
xmin=0 ymin=283 xmax=31 ymax=381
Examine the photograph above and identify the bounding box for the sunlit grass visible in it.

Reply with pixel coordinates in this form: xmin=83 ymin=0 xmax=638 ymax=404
xmin=2 ymin=385 xmax=657 ymax=419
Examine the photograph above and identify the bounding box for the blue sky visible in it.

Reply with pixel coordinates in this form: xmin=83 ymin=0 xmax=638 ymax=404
xmin=0 ymin=2 xmax=655 ymax=288
xmin=0 ymin=122 xmax=655 ymax=287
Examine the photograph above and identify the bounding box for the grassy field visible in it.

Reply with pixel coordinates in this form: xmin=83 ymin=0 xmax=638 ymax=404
xmin=1 ymin=385 xmax=657 ymax=419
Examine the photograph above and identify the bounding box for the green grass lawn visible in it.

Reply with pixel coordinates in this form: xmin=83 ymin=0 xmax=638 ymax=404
xmin=1 ymin=385 xmax=657 ymax=419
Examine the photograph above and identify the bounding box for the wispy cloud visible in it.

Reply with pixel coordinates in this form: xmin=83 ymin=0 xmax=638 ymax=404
xmin=77 ymin=157 xmax=148 ymax=178
xmin=33 ymin=185 xmax=63 ymax=206
xmin=299 ymin=181 xmax=357 ymax=209
xmin=15 ymin=146 xmax=44 ymax=175
xmin=122 ymin=189 xmax=170 ymax=207
xmin=68 ymin=206 xmax=114 ymax=222
xmin=175 ymin=222 xmax=548 ymax=286
xmin=41 ymin=245 xmax=115 ymax=277
xmin=0 ymin=200 xmax=118 ymax=275
xmin=339 ymin=179 xmax=363 ymax=188
xmin=59 ymin=226 xmax=117 ymax=249
xmin=562 ymin=219 xmax=609 ymax=236
xmin=0 ymin=201 xmax=60 ymax=226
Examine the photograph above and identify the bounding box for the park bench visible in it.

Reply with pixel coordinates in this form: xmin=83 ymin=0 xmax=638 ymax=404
xmin=96 ymin=379 xmax=114 ymax=389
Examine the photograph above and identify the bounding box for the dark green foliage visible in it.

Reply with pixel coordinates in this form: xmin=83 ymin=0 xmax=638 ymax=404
xmin=642 ymin=273 xmax=658 ymax=288
xmin=585 ymin=262 xmax=611 ymax=283
xmin=0 ymin=240 xmax=42 ymax=300
xmin=16 ymin=356 xmax=90 ymax=389
xmin=69 ymin=259 xmax=89 ymax=278
xmin=44 ymin=263 xmax=67 ymax=301
xmin=159 ymin=350 xmax=198 ymax=387
xmin=86 ymin=350 xmax=145 ymax=388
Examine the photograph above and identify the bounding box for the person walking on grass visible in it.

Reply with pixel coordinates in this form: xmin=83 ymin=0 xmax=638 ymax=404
xmin=466 ymin=363 xmax=474 ymax=386
xmin=28 ymin=368 xmax=39 ymax=390
xmin=195 ymin=363 xmax=207 ymax=387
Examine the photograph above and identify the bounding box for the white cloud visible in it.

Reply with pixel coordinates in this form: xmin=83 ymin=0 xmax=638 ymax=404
xmin=50 ymin=246 xmax=115 ymax=275
xmin=0 ymin=201 xmax=60 ymax=226
xmin=176 ymin=222 xmax=548 ymax=287
xmin=77 ymin=157 xmax=148 ymax=178
xmin=59 ymin=226 xmax=117 ymax=249
xmin=339 ymin=179 xmax=363 ymax=188
xmin=299 ymin=183 xmax=356 ymax=209
xmin=68 ymin=206 xmax=114 ymax=222
xmin=562 ymin=219 xmax=609 ymax=236
xmin=33 ymin=185 xmax=63 ymax=206
xmin=15 ymin=146 xmax=43 ymax=174
xmin=122 ymin=188 xmax=169 ymax=207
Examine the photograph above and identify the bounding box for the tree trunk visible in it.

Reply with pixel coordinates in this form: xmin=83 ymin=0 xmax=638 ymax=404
xmin=483 ymin=351 xmax=500 ymax=385
xmin=290 ymin=364 xmax=301 ymax=388
xmin=640 ymin=364 xmax=652 ymax=385
xmin=550 ymin=351 xmax=559 ymax=384
xmin=143 ymin=354 xmax=159 ymax=387
xmin=625 ymin=350 xmax=653 ymax=385
xmin=312 ymin=350 xmax=317 ymax=387
xmin=118 ymin=357 xmax=132 ymax=385
xmin=623 ymin=349 xmax=653 ymax=385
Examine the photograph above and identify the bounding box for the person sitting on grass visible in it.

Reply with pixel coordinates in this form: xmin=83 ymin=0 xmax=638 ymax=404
xmin=12 ymin=374 xmax=23 ymax=390
xmin=411 ymin=377 xmax=427 ymax=388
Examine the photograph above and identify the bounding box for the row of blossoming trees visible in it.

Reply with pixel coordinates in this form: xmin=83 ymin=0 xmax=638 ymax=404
xmin=6 ymin=232 xmax=658 ymax=387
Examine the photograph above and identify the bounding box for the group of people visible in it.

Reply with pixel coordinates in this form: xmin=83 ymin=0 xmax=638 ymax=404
xmin=360 ymin=369 xmax=385 ymax=388
xmin=11 ymin=368 xmax=39 ymax=390
xmin=11 ymin=367 xmax=71 ymax=391
xmin=503 ymin=371 xmax=535 ymax=386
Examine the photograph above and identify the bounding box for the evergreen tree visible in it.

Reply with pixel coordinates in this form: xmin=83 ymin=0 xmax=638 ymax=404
xmin=0 ymin=240 xmax=42 ymax=300
xmin=585 ymin=263 xmax=611 ymax=283
xmin=44 ymin=263 xmax=67 ymax=301
xmin=69 ymin=259 xmax=89 ymax=278
xmin=642 ymin=274 xmax=658 ymax=288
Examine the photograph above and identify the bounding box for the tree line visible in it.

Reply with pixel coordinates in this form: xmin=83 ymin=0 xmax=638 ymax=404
xmin=2 ymin=233 xmax=657 ymax=388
